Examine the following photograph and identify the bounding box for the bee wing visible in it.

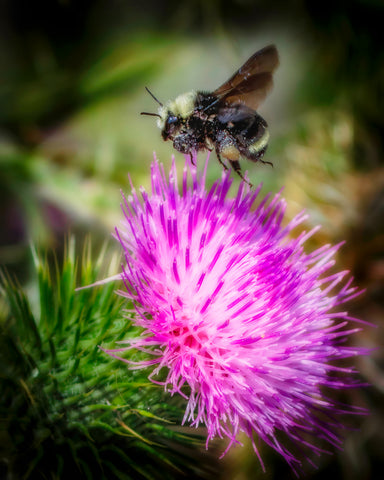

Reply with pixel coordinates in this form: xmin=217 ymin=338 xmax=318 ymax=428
xmin=213 ymin=45 xmax=279 ymax=110
xmin=217 ymin=73 xmax=274 ymax=110
xmin=216 ymin=103 xmax=256 ymax=124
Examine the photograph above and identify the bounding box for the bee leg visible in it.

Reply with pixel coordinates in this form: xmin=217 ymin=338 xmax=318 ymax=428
xmin=214 ymin=147 xmax=229 ymax=170
xmin=229 ymin=160 xmax=253 ymax=187
xmin=260 ymin=158 xmax=273 ymax=167
xmin=189 ymin=152 xmax=196 ymax=166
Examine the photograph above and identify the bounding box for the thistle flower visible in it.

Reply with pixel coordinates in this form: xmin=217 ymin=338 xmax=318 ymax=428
xmin=107 ymin=156 xmax=369 ymax=473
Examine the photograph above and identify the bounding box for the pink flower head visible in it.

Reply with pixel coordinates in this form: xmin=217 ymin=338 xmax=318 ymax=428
xmin=107 ymin=156 xmax=369 ymax=473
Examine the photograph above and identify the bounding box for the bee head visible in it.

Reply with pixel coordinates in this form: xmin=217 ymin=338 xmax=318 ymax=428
xmin=159 ymin=91 xmax=197 ymax=139
xmin=159 ymin=112 xmax=180 ymax=140
xmin=142 ymin=88 xmax=197 ymax=141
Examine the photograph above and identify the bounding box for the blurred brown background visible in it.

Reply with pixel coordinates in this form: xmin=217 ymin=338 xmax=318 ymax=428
xmin=0 ymin=0 xmax=383 ymax=478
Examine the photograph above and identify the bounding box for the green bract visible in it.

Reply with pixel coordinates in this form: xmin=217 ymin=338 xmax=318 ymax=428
xmin=0 ymin=239 xmax=215 ymax=480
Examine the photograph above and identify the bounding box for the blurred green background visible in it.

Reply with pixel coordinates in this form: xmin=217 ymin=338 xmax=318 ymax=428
xmin=0 ymin=0 xmax=383 ymax=478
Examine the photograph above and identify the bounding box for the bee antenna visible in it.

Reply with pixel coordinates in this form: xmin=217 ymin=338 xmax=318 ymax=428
xmin=145 ymin=87 xmax=163 ymax=106
xmin=141 ymin=111 xmax=162 ymax=118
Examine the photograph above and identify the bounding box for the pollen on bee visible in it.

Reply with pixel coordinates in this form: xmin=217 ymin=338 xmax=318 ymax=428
xmin=220 ymin=145 xmax=240 ymax=161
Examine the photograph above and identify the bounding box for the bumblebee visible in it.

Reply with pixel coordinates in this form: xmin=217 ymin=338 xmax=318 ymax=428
xmin=141 ymin=45 xmax=279 ymax=183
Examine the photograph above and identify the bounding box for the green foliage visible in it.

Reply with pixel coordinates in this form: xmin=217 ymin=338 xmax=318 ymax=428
xmin=0 ymin=239 xmax=215 ymax=479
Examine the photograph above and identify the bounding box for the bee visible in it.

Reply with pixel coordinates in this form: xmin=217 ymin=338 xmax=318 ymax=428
xmin=141 ymin=45 xmax=279 ymax=184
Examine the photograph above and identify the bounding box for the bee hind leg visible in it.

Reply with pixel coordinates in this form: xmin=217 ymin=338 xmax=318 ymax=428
xmin=229 ymin=160 xmax=253 ymax=188
xmin=259 ymin=158 xmax=273 ymax=167
xmin=250 ymin=147 xmax=273 ymax=167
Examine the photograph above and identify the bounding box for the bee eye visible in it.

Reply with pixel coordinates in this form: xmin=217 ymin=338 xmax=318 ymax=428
xmin=166 ymin=115 xmax=178 ymax=126
xmin=162 ymin=115 xmax=180 ymax=140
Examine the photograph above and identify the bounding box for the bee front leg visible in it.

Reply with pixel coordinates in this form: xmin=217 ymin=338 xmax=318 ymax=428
xmin=229 ymin=160 xmax=253 ymax=188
